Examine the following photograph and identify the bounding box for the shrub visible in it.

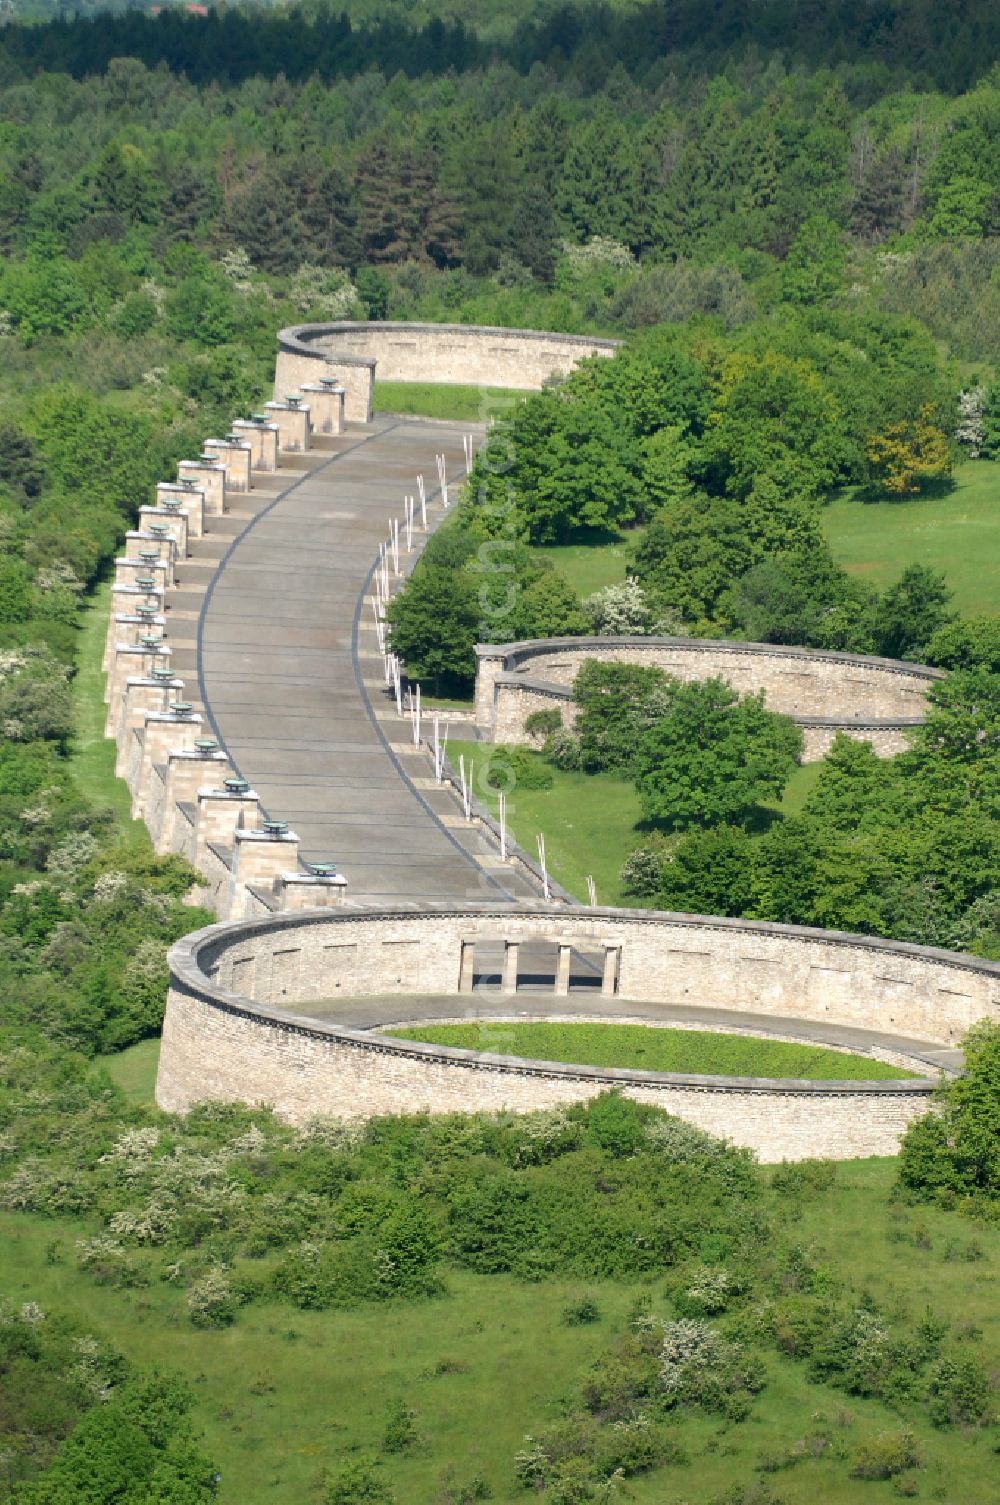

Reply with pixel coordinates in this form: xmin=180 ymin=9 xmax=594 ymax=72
xmin=659 ymin=1319 xmax=750 ymax=1411
xmin=324 ymin=1455 xmax=394 ymax=1505
xmin=898 ymin=1021 xmax=1000 ymax=1199
xmin=186 ymin=1266 xmax=240 ymax=1328
xmin=927 ymin=1354 xmax=993 ymax=1427
xmin=848 ymin=1430 xmax=919 ymax=1479
xmin=545 ymin=727 xmax=582 ymax=770
xmin=584 ymin=579 xmax=651 ymax=636
xmin=484 ymin=745 xmax=553 ymax=791
xmin=382 ymin=1399 xmax=418 ymax=1453
xmin=619 ymin=846 xmax=666 ymax=898
xmin=562 ymin=1296 xmax=601 ymax=1326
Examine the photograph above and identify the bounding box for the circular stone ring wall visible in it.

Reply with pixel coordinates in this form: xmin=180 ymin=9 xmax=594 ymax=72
xmin=474 ymin=636 xmax=946 ymax=760
xmin=275 ymin=321 xmax=620 ymax=424
xmin=158 ymin=904 xmax=1000 ymax=1162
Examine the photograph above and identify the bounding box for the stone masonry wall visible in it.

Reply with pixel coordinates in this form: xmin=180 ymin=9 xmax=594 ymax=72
xmin=478 ymin=637 xmax=943 ymax=758
xmin=491 ymin=681 xmax=921 ymax=761
xmin=157 ymin=905 xmax=1000 ymax=1159
xmin=275 ymin=322 xmax=620 ymax=422
xmin=156 ymin=983 xmax=933 ymax=1162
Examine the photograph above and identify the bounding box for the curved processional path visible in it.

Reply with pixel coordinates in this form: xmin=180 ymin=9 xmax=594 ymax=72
xmin=151 ymin=321 xmax=1000 ymax=1160
xmin=197 ymin=414 xmax=537 ymax=906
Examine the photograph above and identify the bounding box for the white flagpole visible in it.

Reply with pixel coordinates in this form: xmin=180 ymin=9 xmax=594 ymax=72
xmin=417 ymin=475 xmax=426 ymax=528
xmin=587 ymin=875 xmax=597 ymax=907
xmin=460 ymin=754 xmax=470 ymax=818
xmin=393 ymin=661 xmax=402 ymax=715
xmin=537 ymin=833 xmax=550 ymax=901
xmin=498 ymin=791 xmax=507 ymax=861
xmin=404 ymin=496 xmax=413 ymax=552
xmin=432 ymin=716 xmax=440 ymax=782
xmin=467 ymin=759 xmax=474 ymax=818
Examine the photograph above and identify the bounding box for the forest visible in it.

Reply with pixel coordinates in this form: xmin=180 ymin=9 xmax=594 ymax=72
xmin=2 ymin=0 xmax=1000 ymax=1501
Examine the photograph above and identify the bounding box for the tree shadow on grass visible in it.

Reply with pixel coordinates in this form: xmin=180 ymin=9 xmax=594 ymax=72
xmin=633 ymin=803 xmax=785 ymax=841
xmin=854 ymin=475 xmax=959 ymax=506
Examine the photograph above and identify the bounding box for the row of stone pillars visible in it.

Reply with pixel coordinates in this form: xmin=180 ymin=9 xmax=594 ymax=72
xmin=102 ymin=380 xmax=349 ymax=922
xmin=458 ymin=940 xmax=620 ymax=997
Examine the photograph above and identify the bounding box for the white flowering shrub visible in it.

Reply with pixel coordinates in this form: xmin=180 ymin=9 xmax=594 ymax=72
xmin=956 ymin=385 xmax=986 ymax=456
xmin=295 ymin=1117 xmax=364 ymax=1152
xmin=559 ymin=236 xmax=637 ymax=274
xmin=75 ymin=1235 xmax=146 ymax=1287
xmin=288 ymin=263 xmax=358 ymax=318
xmin=218 ymin=246 xmax=256 ymax=282
xmin=1 ymin=1156 xmax=89 ymax=1215
xmin=68 ymin=1334 xmax=116 ymax=1401
xmin=679 ymin=1265 xmax=736 ymax=1316
xmin=584 ymin=579 xmax=651 ymax=636
xmin=187 ymin=1265 xmax=240 ymax=1327
xmin=45 ymin=831 xmax=99 ymax=885
xmin=90 ymin=870 xmax=129 ymax=904
xmin=659 ymin=1318 xmax=735 ymax=1397
xmin=658 ymin=1318 xmax=763 ymax=1416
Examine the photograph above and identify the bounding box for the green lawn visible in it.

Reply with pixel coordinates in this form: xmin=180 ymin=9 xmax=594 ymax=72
xmin=536 ymin=527 xmax=644 ymax=598
xmin=69 ymin=579 xmax=150 ymax=848
xmin=451 ymin=738 xmax=643 ymax=905
xmin=5 ymin=1154 xmax=1000 ymax=1504
xmin=99 ymin=1037 xmax=162 ymax=1105
xmin=824 ymin=459 xmax=1000 ymax=616
xmin=451 ymin=739 xmax=821 ymax=908
xmin=373 ymin=380 xmax=525 ymax=424
xmin=386 ymin=1021 xmax=914 ymax=1080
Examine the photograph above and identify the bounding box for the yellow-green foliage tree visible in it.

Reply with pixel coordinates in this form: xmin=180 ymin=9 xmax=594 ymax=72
xmin=866 ymin=405 xmax=953 ymax=495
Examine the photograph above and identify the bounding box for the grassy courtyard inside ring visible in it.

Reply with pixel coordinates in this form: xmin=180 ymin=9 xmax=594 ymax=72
xmin=384 ymin=1020 xmax=918 ymax=1080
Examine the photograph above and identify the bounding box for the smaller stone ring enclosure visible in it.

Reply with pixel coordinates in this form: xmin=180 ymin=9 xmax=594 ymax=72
xmin=158 ymin=905 xmax=1000 ymax=1162
xmin=274 ymin=320 xmax=620 ymax=424
xmin=475 ymin=637 xmax=946 ymax=760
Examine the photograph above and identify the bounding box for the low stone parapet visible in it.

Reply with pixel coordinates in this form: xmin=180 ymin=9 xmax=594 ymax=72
xmin=204 ymin=437 xmax=252 ymax=492
xmin=300 ymin=380 xmax=345 ymax=435
xmin=157 ymin=481 xmax=205 ymax=538
xmin=177 ymin=457 xmax=226 ymax=515
xmin=477 ymin=637 xmax=945 ymax=761
xmin=232 ymin=418 xmax=279 ymax=471
xmin=264 ymin=399 xmax=310 ymax=453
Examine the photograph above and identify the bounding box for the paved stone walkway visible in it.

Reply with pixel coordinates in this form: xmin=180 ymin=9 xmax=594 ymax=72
xmin=286 ymin=992 xmax=959 ymax=1078
xmin=188 ymin=417 xmax=539 ymax=905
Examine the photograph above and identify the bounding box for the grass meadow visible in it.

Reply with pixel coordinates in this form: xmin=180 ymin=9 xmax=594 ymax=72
xmin=70 ymin=578 xmax=152 ymax=848
xmin=386 ymin=1020 xmax=915 ymax=1079
xmin=5 ymin=1155 xmax=1000 ymax=1505
xmin=373 ymin=380 xmax=526 ymax=425
xmin=825 ymin=460 xmax=1000 ymax=616
xmin=448 ymin=738 xmax=822 ymax=908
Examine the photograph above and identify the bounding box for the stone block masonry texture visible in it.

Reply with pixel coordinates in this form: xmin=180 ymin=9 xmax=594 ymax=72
xmin=477 ymin=637 xmax=943 ymax=760
xmin=157 ymin=904 xmax=1000 ymax=1161
xmin=274 ymin=320 xmax=620 ymax=424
